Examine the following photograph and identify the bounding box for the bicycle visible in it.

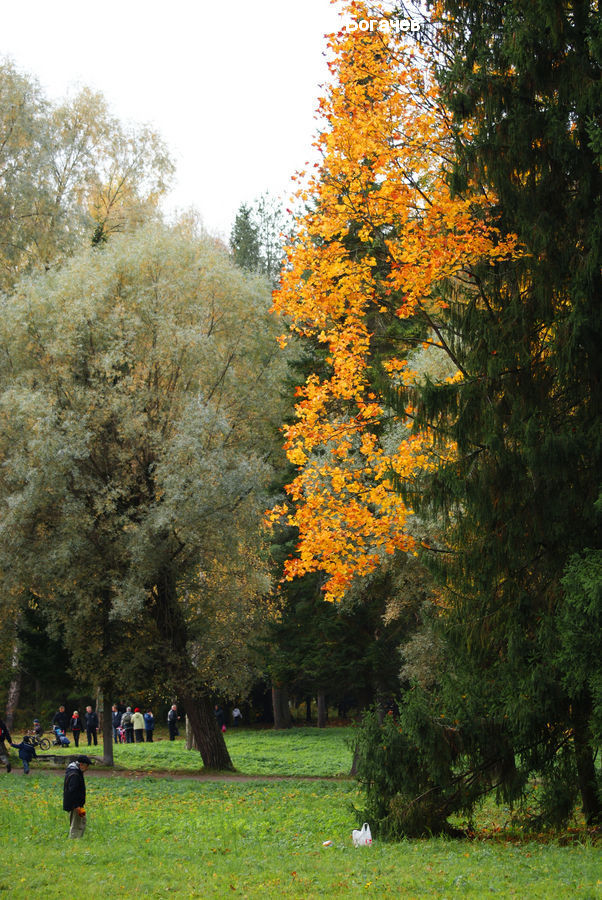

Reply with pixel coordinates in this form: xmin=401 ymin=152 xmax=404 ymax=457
xmin=23 ymin=733 xmax=51 ymax=751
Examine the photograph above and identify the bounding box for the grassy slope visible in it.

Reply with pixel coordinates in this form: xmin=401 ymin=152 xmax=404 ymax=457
xmin=1 ymin=776 xmax=600 ymax=898
xmin=2 ymin=728 xmax=600 ymax=898
xmin=27 ymin=725 xmax=355 ymax=776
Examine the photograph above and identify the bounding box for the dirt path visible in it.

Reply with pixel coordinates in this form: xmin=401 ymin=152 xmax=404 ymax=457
xmin=11 ymin=764 xmax=350 ymax=783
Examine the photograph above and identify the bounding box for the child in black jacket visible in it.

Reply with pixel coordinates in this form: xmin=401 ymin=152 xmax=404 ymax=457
xmin=10 ymin=738 xmax=37 ymax=774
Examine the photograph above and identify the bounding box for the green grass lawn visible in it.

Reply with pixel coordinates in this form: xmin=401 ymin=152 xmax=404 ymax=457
xmin=0 ymin=775 xmax=600 ymax=899
xmin=3 ymin=727 xmax=600 ymax=898
xmin=29 ymin=725 xmax=355 ymax=776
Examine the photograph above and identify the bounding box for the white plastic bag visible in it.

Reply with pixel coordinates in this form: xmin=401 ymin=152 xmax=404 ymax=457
xmin=352 ymin=822 xmax=372 ymax=846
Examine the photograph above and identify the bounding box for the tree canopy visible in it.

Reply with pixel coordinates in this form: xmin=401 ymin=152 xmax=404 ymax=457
xmin=271 ymin=0 xmax=602 ymax=829
xmin=0 ymin=221 xmax=288 ymax=765
xmin=0 ymin=60 xmax=172 ymax=290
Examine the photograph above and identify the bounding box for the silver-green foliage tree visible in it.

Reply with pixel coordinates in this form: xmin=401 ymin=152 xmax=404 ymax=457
xmin=0 ymin=222 xmax=287 ymax=767
xmin=0 ymin=59 xmax=173 ymax=290
xmin=0 ymin=59 xmax=174 ymax=728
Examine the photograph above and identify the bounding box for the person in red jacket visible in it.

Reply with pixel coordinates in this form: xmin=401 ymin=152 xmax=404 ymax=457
xmin=70 ymin=711 xmax=84 ymax=748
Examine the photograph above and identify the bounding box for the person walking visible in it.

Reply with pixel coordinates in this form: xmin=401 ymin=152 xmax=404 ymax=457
xmin=52 ymin=705 xmax=69 ymax=734
xmin=111 ymin=705 xmax=121 ymax=744
xmin=132 ymin=708 xmax=145 ymax=743
xmin=167 ymin=704 xmax=180 ymax=741
xmin=10 ymin=737 xmax=37 ymax=774
xmin=143 ymin=709 xmax=155 ymax=742
xmin=0 ymin=718 xmax=12 ymax=773
xmin=121 ymin=707 xmax=134 ymax=744
xmin=232 ymin=707 xmax=242 ymax=728
xmin=84 ymin=705 xmax=99 ymax=747
xmin=63 ymin=755 xmax=91 ymax=838
xmin=70 ymin=711 xmax=84 ymax=748
xmin=214 ymin=704 xmax=225 ymax=731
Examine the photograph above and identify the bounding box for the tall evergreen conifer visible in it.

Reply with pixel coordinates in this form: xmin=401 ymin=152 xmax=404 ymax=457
xmin=404 ymin=0 xmax=602 ymax=824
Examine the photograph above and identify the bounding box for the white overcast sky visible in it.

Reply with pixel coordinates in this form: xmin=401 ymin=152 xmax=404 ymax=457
xmin=1 ymin=0 xmax=346 ymax=239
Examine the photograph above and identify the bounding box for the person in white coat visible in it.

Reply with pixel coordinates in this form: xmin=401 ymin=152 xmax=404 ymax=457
xmin=132 ymin=708 xmax=145 ymax=743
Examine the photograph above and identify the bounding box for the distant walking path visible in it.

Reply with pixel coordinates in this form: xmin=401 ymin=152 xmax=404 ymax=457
xmin=14 ymin=764 xmax=350 ymax=783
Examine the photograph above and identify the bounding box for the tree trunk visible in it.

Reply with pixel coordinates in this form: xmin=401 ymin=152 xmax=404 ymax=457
xmin=305 ymin=696 xmax=312 ymax=723
xmin=181 ymin=694 xmax=233 ymax=770
xmin=5 ymin=638 xmax=22 ymax=730
xmin=574 ymin=717 xmax=601 ymax=826
xmin=185 ymin=714 xmax=198 ymax=750
xmin=100 ymin=689 xmax=114 ymax=766
xmin=349 ymin=709 xmax=365 ymax=776
xmin=272 ymin=684 xmax=292 ymax=729
xmin=148 ymin=568 xmax=232 ymax=768
xmin=376 ymin=691 xmax=386 ymax=725
xmin=349 ymin=741 xmax=361 ymax=776
xmin=317 ymin=691 xmax=328 ymax=728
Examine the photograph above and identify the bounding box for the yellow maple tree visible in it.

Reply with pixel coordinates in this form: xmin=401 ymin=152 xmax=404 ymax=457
xmin=271 ymin=1 xmax=521 ymax=601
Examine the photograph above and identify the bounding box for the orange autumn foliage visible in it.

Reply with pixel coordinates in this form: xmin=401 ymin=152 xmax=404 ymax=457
xmin=271 ymin=1 xmax=521 ymax=602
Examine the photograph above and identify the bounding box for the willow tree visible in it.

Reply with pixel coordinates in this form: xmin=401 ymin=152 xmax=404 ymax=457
xmin=0 ymin=222 xmax=286 ymax=767
xmin=0 ymin=60 xmax=173 ymax=288
xmin=0 ymin=60 xmax=173 ymax=724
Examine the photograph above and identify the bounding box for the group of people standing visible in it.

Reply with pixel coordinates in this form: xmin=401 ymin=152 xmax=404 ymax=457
xmin=52 ymin=705 xmax=101 ymax=747
xmin=2 ymin=700 xmax=239 ymax=772
xmin=214 ymin=704 xmax=242 ymax=730
xmin=51 ymin=703 xmax=156 ymax=745
xmin=111 ymin=705 xmax=154 ymax=743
